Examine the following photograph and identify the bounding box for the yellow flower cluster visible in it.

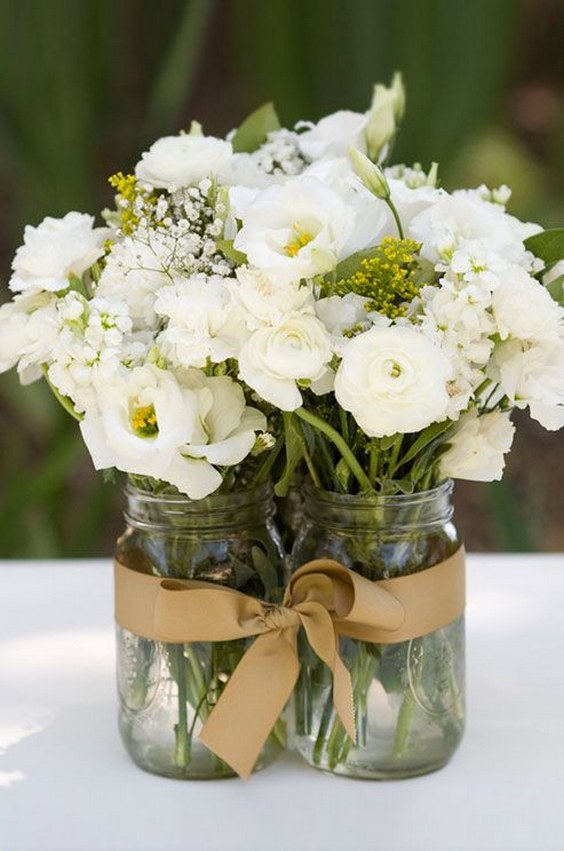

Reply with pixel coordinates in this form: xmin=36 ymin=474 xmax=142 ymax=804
xmin=108 ymin=172 xmax=158 ymax=235
xmin=336 ymin=236 xmax=422 ymax=319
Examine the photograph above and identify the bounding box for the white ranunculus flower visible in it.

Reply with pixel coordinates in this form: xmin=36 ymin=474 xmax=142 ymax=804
xmin=227 ymin=266 xmax=313 ymax=331
xmin=135 ymin=133 xmax=233 ymax=191
xmin=296 ymin=111 xmax=367 ymax=161
xmin=232 ymin=177 xmax=354 ymax=286
xmin=9 ymin=212 xmax=109 ymax=294
xmin=491 ymin=266 xmax=562 ymax=342
xmin=439 ymin=409 xmax=515 ymax=481
xmin=155 ymin=275 xmax=243 ymax=368
xmin=238 ymin=312 xmax=332 ymax=410
xmin=334 ymin=325 xmax=452 ymax=436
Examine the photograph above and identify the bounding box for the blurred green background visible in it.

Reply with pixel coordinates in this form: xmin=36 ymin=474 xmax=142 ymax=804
xmin=0 ymin=0 xmax=563 ymax=557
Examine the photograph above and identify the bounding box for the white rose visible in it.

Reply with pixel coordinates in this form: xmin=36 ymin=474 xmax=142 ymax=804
xmin=440 ymin=409 xmax=515 ymax=481
xmin=228 ymin=266 xmax=313 ymax=330
xmin=492 ymin=267 xmax=562 ymax=342
xmin=155 ymin=275 xmax=243 ymax=368
xmin=9 ymin=212 xmax=109 ymax=294
xmin=135 ymin=134 xmax=233 ymax=191
xmin=296 ymin=111 xmax=367 ymax=160
xmin=232 ymin=177 xmax=354 ymax=286
xmin=238 ymin=312 xmax=332 ymax=410
xmin=334 ymin=325 xmax=452 ymax=436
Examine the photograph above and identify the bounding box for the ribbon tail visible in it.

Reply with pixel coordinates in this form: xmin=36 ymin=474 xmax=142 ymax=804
xmin=298 ymin=602 xmax=356 ymax=743
xmin=198 ymin=630 xmax=299 ymax=779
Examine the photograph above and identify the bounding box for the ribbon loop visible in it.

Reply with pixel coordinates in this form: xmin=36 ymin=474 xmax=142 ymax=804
xmin=114 ymin=547 xmax=465 ymax=779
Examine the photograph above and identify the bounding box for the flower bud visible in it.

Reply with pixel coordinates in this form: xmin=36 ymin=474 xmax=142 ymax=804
xmin=365 ymin=72 xmax=405 ymax=162
xmin=348 ymin=148 xmax=390 ymax=200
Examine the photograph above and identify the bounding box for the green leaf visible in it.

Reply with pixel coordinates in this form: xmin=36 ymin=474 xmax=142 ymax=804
xmin=524 ymin=229 xmax=564 ymax=266
xmin=333 ymin=246 xmax=381 ymax=282
xmin=396 ymin=420 xmax=452 ymax=468
xmin=335 ymin=457 xmax=351 ymax=491
xmin=380 ymin=433 xmax=398 ymax=451
xmin=216 ymin=239 xmax=247 ymax=265
xmin=231 ymin=102 xmax=280 ymax=154
xmin=274 ymin=413 xmax=305 ymax=498
xmin=546 ymin=274 xmax=564 ymax=306
xmin=412 ymin=256 xmax=436 ymax=285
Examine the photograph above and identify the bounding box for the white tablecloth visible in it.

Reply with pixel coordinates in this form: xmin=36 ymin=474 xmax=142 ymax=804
xmin=1 ymin=554 xmax=563 ymax=851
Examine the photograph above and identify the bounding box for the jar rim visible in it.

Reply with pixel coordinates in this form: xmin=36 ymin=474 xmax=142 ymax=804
xmin=303 ymin=478 xmax=454 ymax=508
xmin=124 ymin=479 xmax=274 ymax=516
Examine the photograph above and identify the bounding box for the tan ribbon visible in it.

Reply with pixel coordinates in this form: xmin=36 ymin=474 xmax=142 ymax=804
xmin=114 ymin=548 xmax=465 ymax=779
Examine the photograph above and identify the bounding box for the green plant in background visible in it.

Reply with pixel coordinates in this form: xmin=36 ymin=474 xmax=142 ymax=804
xmin=0 ymin=0 xmax=562 ymax=557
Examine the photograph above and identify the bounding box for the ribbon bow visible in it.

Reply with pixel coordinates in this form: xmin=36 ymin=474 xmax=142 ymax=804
xmin=114 ymin=550 xmax=465 ymax=778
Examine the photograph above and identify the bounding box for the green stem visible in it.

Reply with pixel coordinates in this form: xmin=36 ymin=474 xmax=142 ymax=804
xmin=387 ymin=197 xmax=405 ymax=239
xmin=295 ymin=407 xmax=372 ymax=492
xmin=174 ymin=644 xmax=190 ymax=769
xmin=369 ymin=439 xmax=380 ymax=484
xmin=387 ymin=434 xmax=404 ymax=478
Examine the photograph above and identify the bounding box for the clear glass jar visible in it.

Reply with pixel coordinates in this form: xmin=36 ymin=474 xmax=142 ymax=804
xmin=289 ymin=480 xmax=464 ymax=779
xmin=115 ymin=481 xmax=286 ymax=779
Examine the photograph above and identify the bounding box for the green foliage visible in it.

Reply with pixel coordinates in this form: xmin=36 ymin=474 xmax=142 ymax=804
xmin=525 ymin=228 xmax=564 ymax=267
xmin=231 ymin=102 xmax=281 ymax=153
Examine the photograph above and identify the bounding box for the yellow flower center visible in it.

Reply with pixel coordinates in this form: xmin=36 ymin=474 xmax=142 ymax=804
xmin=284 ymin=224 xmax=314 ymax=257
xmin=131 ymin=404 xmax=159 ymax=437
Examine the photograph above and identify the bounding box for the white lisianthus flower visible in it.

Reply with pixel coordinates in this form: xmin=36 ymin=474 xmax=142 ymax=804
xmin=180 ymin=373 xmax=267 ymax=467
xmin=227 ymin=266 xmax=313 ymax=330
xmin=9 ymin=212 xmax=109 ymax=294
xmin=303 ymin=156 xmax=391 ymax=257
xmin=80 ymin=366 xmax=265 ymax=498
xmin=335 ymin=325 xmax=452 ymax=436
xmin=296 ymin=111 xmax=367 ymax=160
xmin=315 ymin=293 xmax=390 ymax=355
xmin=155 ymin=275 xmax=243 ymax=368
xmin=135 ymin=133 xmax=233 ymax=191
xmin=439 ymin=409 xmax=515 ymax=482
xmin=238 ymin=312 xmax=332 ymax=410
xmin=490 ymin=338 xmax=564 ymax=430
xmin=491 ymin=267 xmax=562 ymax=342
xmin=232 ymin=177 xmax=354 ymax=286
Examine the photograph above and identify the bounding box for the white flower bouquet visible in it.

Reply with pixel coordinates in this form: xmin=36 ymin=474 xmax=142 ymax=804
xmin=2 ymin=72 xmax=563 ymax=779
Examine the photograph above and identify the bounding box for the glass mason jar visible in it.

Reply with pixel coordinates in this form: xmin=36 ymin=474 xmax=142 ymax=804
xmin=115 ymin=481 xmax=287 ymax=779
xmin=289 ymin=480 xmax=464 ymax=780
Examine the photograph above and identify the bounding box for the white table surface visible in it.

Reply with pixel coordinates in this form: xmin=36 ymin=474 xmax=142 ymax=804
xmin=1 ymin=554 xmax=563 ymax=851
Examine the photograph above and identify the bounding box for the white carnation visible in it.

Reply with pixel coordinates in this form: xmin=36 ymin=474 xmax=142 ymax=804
xmin=155 ymin=275 xmax=243 ymax=368
xmin=232 ymin=177 xmax=354 ymax=286
xmin=440 ymin=409 xmax=515 ymax=482
xmin=10 ymin=212 xmax=109 ymax=294
xmin=334 ymin=325 xmax=452 ymax=436
xmin=491 ymin=267 xmax=562 ymax=342
xmin=238 ymin=312 xmax=332 ymax=410
xmin=228 ymin=267 xmax=313 ymax=330
xmin=0 ymin=292 xmax=58 ymax=382
xmin=135 ymin=134 xmax=232 ymax=191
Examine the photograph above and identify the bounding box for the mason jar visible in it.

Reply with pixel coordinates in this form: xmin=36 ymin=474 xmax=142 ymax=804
xmin=114 ymin=480 xmax=286 ymax=779
xmin=289 ymin=480 xmax=465 ymax=779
